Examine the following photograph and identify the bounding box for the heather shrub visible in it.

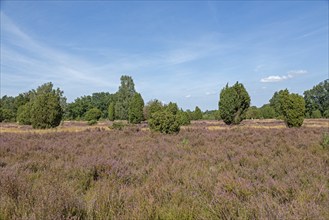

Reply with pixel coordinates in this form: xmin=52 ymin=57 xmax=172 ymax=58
xmin=148 ymin=110 xmax=180 ymax=134
xmin=321 ymin=132 xmax=329 ymax=150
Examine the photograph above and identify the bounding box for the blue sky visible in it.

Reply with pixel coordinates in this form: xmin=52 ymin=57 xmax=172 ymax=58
xmin=1 ymin=1 xmax=328 ymax=110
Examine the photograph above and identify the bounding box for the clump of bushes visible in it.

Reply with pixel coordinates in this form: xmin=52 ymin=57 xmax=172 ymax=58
xmin=321 ymin=132 xmax=329 ymax=150
xmin=84 ymin=108 xmax=102 ymax=124
xmin=109 ymin=122 xmax=126 ymax=130
xmin=148 ymin=110 xmax=180 ymax=134
xmin=87 ymin=120 xmax=97 ymax=126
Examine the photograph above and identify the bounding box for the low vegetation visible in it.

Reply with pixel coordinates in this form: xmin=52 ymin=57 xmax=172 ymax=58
xmin=0 ymin=121 xmax=328 ymax=219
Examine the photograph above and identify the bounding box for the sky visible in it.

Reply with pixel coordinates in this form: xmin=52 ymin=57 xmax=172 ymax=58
xmin=1 ymin=1 xmax=328 ymax=110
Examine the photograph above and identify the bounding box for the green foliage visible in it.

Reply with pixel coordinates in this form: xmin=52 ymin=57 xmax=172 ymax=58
xmin=304 ymin=79 xmax=329 ymax=116
xmin=193 ymin=106 xmax=203 ymax=120
xmin=203 ymin=110 xmax=220 ymax=120
xmin=279 ymin=91 xmax=305 ymax=127
xmin=84 ymin=108 xmax=102 ymax=121
xmin=260 ymin=104 xmax=276 ymax=119
xmin=148 ymin=110 xmax=180 ymax=134
xmin=323 ymin=110 xmax=329 ymax=118
xmin=65 ymin=93 xmax=115 ymax=120
xmin=17 ymin=103 xmax=32 ymax=125
xmin=219 ymin=82 xmax=250 ymax=125
xmin=311 ymin=109 xmax=322 ymax=118
xmin=144 ymin=99 xmax=164 ymax=120
xmin=246 ymin=106 xmax=261 ymax=119
xmin=128 ymin=93 xmax=144 ymax=124
xmin=176 ymin=111 xmax=191 ymax=125
xmin=115 ymin=75 xmax=136 ymax=120
xmin=110 ymin=122 xmax=126 ymax=130
xmin=0 ymin=108 xmax=15 ymax=122
xmin=0 ymin=96 xmax=16 ymax=122
xmin=87 ymin=120 xmax=97 ymax=126
xmin=311 ymin=109 xmax=323 ymax=119
xmin=30 ymin=83 xmax=63 ymax=129
xmin=166 ymin=102 xmax=179 ymax=115
xmin=269 ymin=89 xmax=289 ymax=118
xmin=108 ymin=103 xmax=115 ymax=121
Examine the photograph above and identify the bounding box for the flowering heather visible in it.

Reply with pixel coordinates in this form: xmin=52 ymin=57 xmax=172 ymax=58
xmin=0 ymin=120 xmax=328 ymax=219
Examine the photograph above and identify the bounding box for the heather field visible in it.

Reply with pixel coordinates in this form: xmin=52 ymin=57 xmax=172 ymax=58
xmin=1 ymin=120 xmax=329 ymax=219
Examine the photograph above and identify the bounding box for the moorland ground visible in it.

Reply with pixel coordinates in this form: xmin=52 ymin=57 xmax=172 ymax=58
xmin=0 ymin=119 xmax=328 ymax=219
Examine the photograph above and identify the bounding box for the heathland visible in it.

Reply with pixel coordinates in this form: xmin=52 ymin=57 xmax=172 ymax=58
xmin=1 ymin=119 xmax=328 ymax=219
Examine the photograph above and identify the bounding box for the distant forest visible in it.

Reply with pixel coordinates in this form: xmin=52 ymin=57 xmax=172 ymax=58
xmin=0 ymin=76 xmax=328 ymax=131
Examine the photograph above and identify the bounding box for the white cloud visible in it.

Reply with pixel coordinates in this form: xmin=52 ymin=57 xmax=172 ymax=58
xmin=260 ymin=70 xmax=307 ymax=83
xmin=185 ymin=95 xmax=191 ymax=98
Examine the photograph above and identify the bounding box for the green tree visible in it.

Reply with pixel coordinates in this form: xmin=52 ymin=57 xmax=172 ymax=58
xmin=311 ymin=109 xmax=322 ymax=118
xmin=144 ymin=99 xmax=164 ymax=120
xmin=108 ymin=102 xmax=115 ymax=121
xmin=304 ymin=80 xmax=329 ymax=116
xmin=246 ymin=106 xmax=261 ymax=119
xmin=260 ymin=104 xmax=276 ymax=119
xmin=269 ymin=89 xmax=289 ymax=119
xmin=219 ymin=82 xmax=250 ymax=125
xmin=193 ymin=106 xmax=203 ymax=120
xmin=84 ymin=108 xmax=102 ymax=121
xmin=280 ymin=92 xmax=305 ymax=127
xmin=148 ymin=110 xmax=180 ymax=134
xmin=115 ymin=75 xmax=136 ymax=120
xmin=128 ymin=93 xmax=144 ymax=124
xmin=176 ymin=110 xmax=191 ymax=125
xmin=323 ymin=110 xmax=329 ymax=118
xmin=17 ymin=103 xmax=32 ymax=125
xmin=30 ymin=83 xmax=64 ymax=129
xmin=166 ymin=102 xmax=179 ymax=115
xmin=0 ymin=95 xmax=16 ymax=122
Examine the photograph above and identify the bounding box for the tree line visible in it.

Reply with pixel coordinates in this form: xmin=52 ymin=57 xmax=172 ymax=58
xmin=0 ymin=76 xmax=328 ymax=132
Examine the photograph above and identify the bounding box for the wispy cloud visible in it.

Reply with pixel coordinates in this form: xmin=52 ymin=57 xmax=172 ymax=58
xmin=1 ymin=12 xmax=117 ymax=91
xmin=260 ymin=70 xmax=307 ymax=83
xmin=185 ymin=95 xmax=191 ymax=98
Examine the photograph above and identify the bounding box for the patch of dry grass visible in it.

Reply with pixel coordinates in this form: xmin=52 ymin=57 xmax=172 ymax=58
xmin=0 ymin=120 xmax=329 ymax=219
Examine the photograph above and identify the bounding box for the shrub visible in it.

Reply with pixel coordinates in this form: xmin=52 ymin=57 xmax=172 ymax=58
xmin=323 ymin=110 xmax=329 ymax=118
xmin=31 ymin=92 xmax=63 ymax=129
xmin=320 ymin=132 xmax=329 ymax=150
xmin=245 ymin=106 xmax=261 ymax=119
xmin=110 ymin=122 xmax=125 ymax=130
xmin=219 ymin=82 xmax=250 ymax=125
xmin=84 ymin=108 xmax=102 ymax=121
xmin=280 ymin=92 xmax=305 ymax=127
xmin=87 ymin=120 xmax=97 ymax=125
xmin=148 ymin=110 xmax=180 ymax=134
xmin=177 ymin=111 xmax=191 ymax=125
xmin=311 ymin=109 xmax=322 ymax=118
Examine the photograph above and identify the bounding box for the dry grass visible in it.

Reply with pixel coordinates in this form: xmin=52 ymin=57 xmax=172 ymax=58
xmin=0 ymin=120 xmax=329 ymax=219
